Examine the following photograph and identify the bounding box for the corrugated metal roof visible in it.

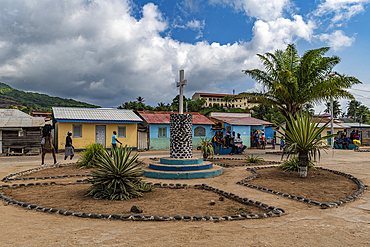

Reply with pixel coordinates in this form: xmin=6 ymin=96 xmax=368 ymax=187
xmin=210 ymin=112 xmax=251 ymax=118
xmin=211 ymin=116 xmax=272 ymax=126
xmin=137 ymin=111 xmax=214 ymax=125
xmin=0 ymin=117 xmax=44 ymax=128
xmin=340 ymin=123 xmax=370 ymax=128
xmin=53 ymin=107 xmax=142 ymax=123
xmin=0 ymin=109 xmax=32 ymax=117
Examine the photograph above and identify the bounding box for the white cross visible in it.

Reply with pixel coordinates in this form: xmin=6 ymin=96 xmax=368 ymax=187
xmin=176 ymin=69 xmax=187 ymax=114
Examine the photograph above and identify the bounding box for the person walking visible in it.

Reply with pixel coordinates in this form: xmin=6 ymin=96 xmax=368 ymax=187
xmin=41 ymin=124 xmax=59 ymax=167
xmin=64 ymin=131 xmax=74 ymax=160
xmin=111 ymin=131 xmax=122 ymax=156
xmin=261 ymin=132 xmax=266 ymax=150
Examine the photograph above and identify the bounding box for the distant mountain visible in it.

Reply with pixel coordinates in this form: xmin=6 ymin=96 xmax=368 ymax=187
xmin=0 ymin=82 xmax=99 ymax=111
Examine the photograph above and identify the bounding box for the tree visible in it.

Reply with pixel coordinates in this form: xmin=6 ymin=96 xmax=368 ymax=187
xmin=347 ymin=100 xmax=361 ymax=118
xmin=242 ymin=44 xmax=361 ymax=122
xmin=222 ymin=95 xmax=234 ymax=108
xmin=324 ymin=100 xmax=342 ymax=118
xmin=278 ymin=112 xmax=335 ymax=178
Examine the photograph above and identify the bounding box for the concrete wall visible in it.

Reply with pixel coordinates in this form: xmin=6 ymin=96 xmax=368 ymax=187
xmin=56 ymin=122 xmax=138 ymax=151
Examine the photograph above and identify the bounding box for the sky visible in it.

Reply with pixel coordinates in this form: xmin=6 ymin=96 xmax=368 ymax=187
xmin=0 ymin=0 xmax=370 ymax=113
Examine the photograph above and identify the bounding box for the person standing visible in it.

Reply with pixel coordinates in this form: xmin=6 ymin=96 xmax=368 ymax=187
xmin=64 ymin=131 xmax=74 ymax=160
xmin=213 ymin=131 xmax=223 ymax=155
xmin=111 ymin=131 xmax=122 ymax=155
xmin=261 ymin=132 xmax=266 ymax=150
xmin=41 ymin=124 xmax=58 ymax=167
xmin=229 ymin=131 xmax=237 ymax=155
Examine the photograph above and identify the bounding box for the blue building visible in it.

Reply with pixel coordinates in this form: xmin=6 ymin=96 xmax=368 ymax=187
xmin=136 ymin=111 xmax=215 ymax=150
xmin=209 ymin=112 xmax=272 ymax=150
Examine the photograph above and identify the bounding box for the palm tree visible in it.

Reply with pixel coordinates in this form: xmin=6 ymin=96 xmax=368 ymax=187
xmin=278 ymin=112 xmax=335 ymax=178
xmin=222 ymin=95 xmax=233 ymax=108
xmin=324 ymin=100 xmax=342 ymax=118
xmin=242 ymin=44 xmax=361 ymax=122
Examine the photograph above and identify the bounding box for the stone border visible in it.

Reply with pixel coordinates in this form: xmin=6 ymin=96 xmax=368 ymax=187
xmin=236 ymin=166 xmax=366 ymax=209
xmin=0 ymin=181 xmax=285 ymax=222
xmin=1 ymin=163 xmax=91 ymax=182
xmin=354 ymin=149 xmax=370 ymax=152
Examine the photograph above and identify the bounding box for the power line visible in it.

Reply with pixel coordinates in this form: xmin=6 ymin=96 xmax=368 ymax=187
xmin=348 ymin=88 xmax=370 ymax=93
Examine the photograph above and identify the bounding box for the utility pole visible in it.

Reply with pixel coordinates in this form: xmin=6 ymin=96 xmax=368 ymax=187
xmin=330 ymin=97 xmax=334 ymax=148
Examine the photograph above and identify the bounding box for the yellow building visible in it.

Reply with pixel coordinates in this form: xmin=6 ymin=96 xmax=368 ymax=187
xmin=52 ymin=107 xmax=142 ymax=151
xmin=192 ymin=93 xmax=253 ymax=109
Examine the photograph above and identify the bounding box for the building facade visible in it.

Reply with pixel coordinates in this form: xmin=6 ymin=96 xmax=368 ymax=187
xmin=136 ymin=111 xmax=215 ymax=150
xmin=52 ymin=107 xmax=142 ymax=151
xmin=192 ymin=93 xmax=253 ymax=109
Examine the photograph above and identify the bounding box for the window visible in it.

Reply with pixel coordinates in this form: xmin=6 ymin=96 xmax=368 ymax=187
xmin=158 ymin=127 xmax=167 ymax=137
xmin=194 ymin=127 xmax=206 ymax=137
xmin=73 ymin=125 xmax=82 ymax=138
xmin=118 ymin=126 xmax=126 ymax=137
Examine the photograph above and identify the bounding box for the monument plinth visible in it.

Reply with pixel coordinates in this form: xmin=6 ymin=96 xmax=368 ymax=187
xmin=143 ymin=70 xmax=222 ymax=179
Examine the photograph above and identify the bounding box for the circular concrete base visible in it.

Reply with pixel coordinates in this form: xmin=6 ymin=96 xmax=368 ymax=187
xmin=142 ymin=165 xmax=223 ymax=179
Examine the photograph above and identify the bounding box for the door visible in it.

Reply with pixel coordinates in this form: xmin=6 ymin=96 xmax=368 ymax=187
xmin=95 ymin=125 xmax=106 ymax=147
xmin=137 ymin=131 xmax=148 ymax=150
xmin=327 ymin=131 xmax=331 ymax=146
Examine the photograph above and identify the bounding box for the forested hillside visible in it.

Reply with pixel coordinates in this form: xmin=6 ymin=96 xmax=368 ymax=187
xmin=0 ymin=82 xmax=99 ymax=111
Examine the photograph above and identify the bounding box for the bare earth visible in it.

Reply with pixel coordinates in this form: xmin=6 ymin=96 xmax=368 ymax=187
xmin=0 ymin=149 xmax=369 ymax=246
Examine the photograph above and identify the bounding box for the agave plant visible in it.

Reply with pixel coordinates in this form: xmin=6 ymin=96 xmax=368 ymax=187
xmin=244 ymin=154 xmax=264 ymax=163
xmin=199 ymin=137 xmax=215 ymax=160
xmin=278 ymin=112 xmax=335 ymax=178
xmin=87 ymin=145 xmax=150 ymax=200
xmin=278 ymin=156 xmax=316 ymax=172
xmin=77 ymin=143 xmax=104 ymax=168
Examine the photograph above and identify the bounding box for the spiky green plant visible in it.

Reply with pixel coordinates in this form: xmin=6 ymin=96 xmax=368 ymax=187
xmin=77 ymin=143 xmax=104 ymax=168
xmin=278 ymin=112 xmax=336 ymax=178
xmin=199 ymin=137 xmax=215 ymax=160
xmin=278 ymin=156 xmax=316 ymax=172
xmin=86 ymin=146 xmax=147 ymax=200
xmin=244 ymin=154 xmax=264 ymax=163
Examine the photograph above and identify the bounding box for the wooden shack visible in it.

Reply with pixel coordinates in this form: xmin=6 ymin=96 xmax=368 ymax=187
xmin=0 ymin=109 xmax=44 ymax=155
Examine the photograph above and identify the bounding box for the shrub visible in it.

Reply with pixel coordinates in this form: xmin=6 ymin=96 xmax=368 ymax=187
xmin=199 ymin=137 xmax=215 ymax=160
xmin=278 ymin=156 xmax=316 ymax=172
xmin=77 ymin=143 xmax=104 ymax=168
xmin=244 ymin=154 xmax=264 ymax=163
xmin=86 ymin=146 xmax=150 ymax=200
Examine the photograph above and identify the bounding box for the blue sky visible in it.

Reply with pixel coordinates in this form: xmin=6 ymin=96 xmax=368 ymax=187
xmin=0 ymin=0 xmax=369 ymax=113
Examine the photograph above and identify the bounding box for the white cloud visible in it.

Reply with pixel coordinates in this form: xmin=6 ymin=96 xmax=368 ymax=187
xmin=0 ymin=0 xmax=363 ymax=108
xmin=319 ymin=30 xmax=355 ymax=50
xmin=172 ymin=19 xmax=206 ymax=39
xmin=314 ymin=0 xmax=369 ymax=24
xmin=209 ymin=0 xmax=291 ymax=21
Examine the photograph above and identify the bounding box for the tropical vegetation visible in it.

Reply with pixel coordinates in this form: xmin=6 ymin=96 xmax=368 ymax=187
xmin=87 ymin=146 xmax=152 ymax=200
xmin=0 ymin=82 xmax=98 ymax=112
xmin=277 ymin=156 xmax=316 ymax=172
xmin=242 ymin=44 xmax=361 ymax=121
xmin=244 ymin=154 xmax=264 ymax=163
xmin=77 ymin=143 xmax=105 ymax=168
xmin=278 ymin=112 xmax=335 ymax=178
xmin=199 ymin=137 xmax=215 ymax=160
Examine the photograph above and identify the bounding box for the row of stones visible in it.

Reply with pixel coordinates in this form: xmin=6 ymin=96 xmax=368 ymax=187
xmin=0 ymin=181 xmax=57 ymax=189
xmin=0 ymin=181 xmax=284 ymax=222
xmin=216 ymin=162 xmax=281 ymax=168
xmin=237 ymin=166 xmax=366 ymax=209
xmin=354 ymin=149 xmax=370 ymax=152
xmin=2 ymin=162 xmax=76 ymax=182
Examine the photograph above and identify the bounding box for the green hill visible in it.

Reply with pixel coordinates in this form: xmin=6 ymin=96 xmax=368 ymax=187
xmin=0 ymin=82 xmax=99 ymax=111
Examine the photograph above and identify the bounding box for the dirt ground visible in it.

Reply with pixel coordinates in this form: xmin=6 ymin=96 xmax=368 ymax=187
xmin=0 ymin=149 xmax=370 ymax=246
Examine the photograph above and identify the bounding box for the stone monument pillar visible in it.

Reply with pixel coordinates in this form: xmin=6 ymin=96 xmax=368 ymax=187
xmin=170 ymin=69 xmax=193 ymax=159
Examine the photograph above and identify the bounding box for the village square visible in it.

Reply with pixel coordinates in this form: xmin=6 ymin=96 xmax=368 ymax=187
xmin=1 ymin=0 xmax=370 ymax=246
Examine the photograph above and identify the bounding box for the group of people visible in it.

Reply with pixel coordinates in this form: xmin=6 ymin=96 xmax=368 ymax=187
xmin=41 ymin=124 xmax=123 ymax=166
xmin=213 ymin=130 xmax=247 ymax=155
xmin=251 ymin=130 xmax=266 ymax=149
xmin=334 ymin=130 xmax=361 ymax=150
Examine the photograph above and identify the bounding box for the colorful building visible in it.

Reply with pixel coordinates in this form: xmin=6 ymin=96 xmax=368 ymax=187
xmin=209 ymin=112 xmax=272 ymax=148
xmin=136 ymin=111 xmax=215 ymax=150
xmin=52 ymin=107 xmax=142 ymax=151
xmin=192 ymin=92 xmax=255 ymax=109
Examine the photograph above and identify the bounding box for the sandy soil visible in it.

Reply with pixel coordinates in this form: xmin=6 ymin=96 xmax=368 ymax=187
xmin=0 ymin=149 xmax=369 ymax=246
